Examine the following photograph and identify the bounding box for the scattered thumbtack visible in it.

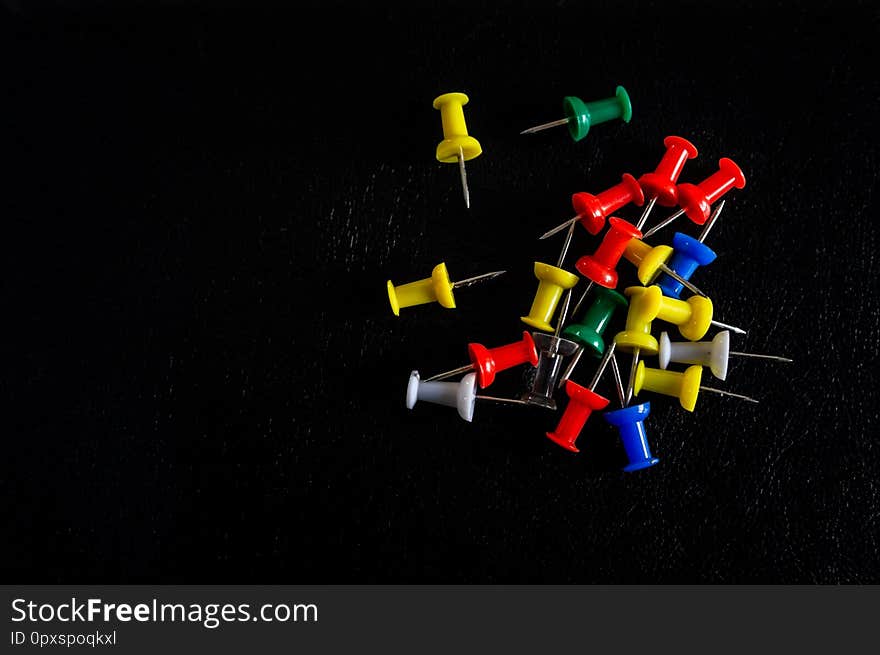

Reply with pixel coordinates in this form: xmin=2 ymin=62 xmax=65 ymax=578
xmin=407 ymin=371 xmax=531 ymax=423
xmin=658 ymin=331 xmax=792 ymax=381
xmin=424 ymin=331 xmax=540 ymax=388
xmin=545 ymin=343 xmax=617 ymax=452
xmin=521 ymin=331 xmax=580 ymax=410
xmin=622 ymin=237 xmax=706 ymax=296
xmin=521 ymin=85 xmax=632 ymax=141
xmin=655 ymin=201 xmax=725 ymax=298
xmin=540 ymin=173 xmax=645 ymax=239
xmin=642 ymin=157 xmax=745 ymax=238
xmin=521 ymin=261 xmax=580 ymax=332
xmin=613 ymin=285 xmax=663 ymax=405
xmin=646 ymin=287 xmax=746 ymax=340
xmin=559 ymin=286 xmax=628 ymax=387
xmin=633 ymin=362 xmax=759 ymax=412
xmin=433 ymin=92 xmax=482 ymax=209
xmin=387 ymin=262 xmax=505 ymax=316
xmin=604 ymin=401 xmax=660 ymax=472
xmin=635 ymin=136 xmax=699 ymax=230
xmin=570 ymin=217 xmax=641 ymax=316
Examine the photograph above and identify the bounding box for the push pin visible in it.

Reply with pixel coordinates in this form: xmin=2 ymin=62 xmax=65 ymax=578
xmin=545 ymin=343 xmax=617 ymax=452
xmin=433 ymin=92 xmax=482 ymax=209
xmin=635 ymin=136 xmax=699 ymax=230
xmin=646 ymin=287 xmax=746 ymax=340
xmin=570 ymin=217 xmax=641 ymax=316
xmin=540 ymin=173 xmax=645 ymax=239
xmin=521 ymin=295 xmax=580 ymax=410
xmin=424 ymin=331 xmax=540 ymax=388
xmin=654 ymin=201 xmax=724 ymax=298
xmin=642 ymin=157 xmax=745 ymax=238
xmin=622 ymin=237 xmax=706 ymax=296
xmin=658 ymin=331 xmax=792 ymax=381
xmin=613 ymin=285 xmax=663 ymax=404
xmin=521 ymin=260 xmax=580 ymax=332
xmin=407 ymin=371 xmax=530 ymax=423
xmin=603 ymin=402 xmax=660 ymax=472
xmin=633 ymin=362 xmax=759 ymax=412
xmin=387 ymin=262 xmax=505 ymax=316
xmin=521 ymin=85 xmax=632 ymax=141
xmin=559 ymin=286 xmax=628 ymax=386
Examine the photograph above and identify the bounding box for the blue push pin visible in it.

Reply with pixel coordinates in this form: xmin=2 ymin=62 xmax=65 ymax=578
xmin=603 ymin=401 xmax=659 ymax=472
xmin=655 ymin=200 xmax=723 ymax=298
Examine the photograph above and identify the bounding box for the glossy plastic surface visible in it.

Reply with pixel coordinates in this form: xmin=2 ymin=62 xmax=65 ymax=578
xmin=676 ymin=157 xmax=746 ymax=224
xmin=614 ymin=285 xmax=662 ymax=354
xmin=659 ymin=330 xmax=730 ymax=381
xmin=571 ymin=173 xmax=645 ymax=235
xmin=634 ymin=361 xmax=703 ymax=412
xmin=545 ymin=381 xmax=610 ymax=452
xmin=433 ymin=92 xmax=483 ymax=163
xmin=655 ymin=293 xmax=713 ymax=341
xmin=387 ymin=262 xmax=456 ymax=316
xmin=655 ymin=232 xmax=718 ymax=298
xmin=521 ymin=333 xmax=580 ymax=410
xmin=561 ymin=86 xmax=632 ymax=142
xmin=521 ymin=262 xmax=580 ymax=332
xmin=604 ymin=401 xmax=660 ymax=471
xmin=623 ymin=238 xmax=674 ymax=285
xmin=468 ymin=331 xmax=539 ymax=388
xmin=563 ymin=287 xmax=628 ymax=358
xmin=575 ymin=217 xmax=642 ymax=288
xmin=638 ymin=136 xmax=699 ymax=206
xmin=406 ymin=369 xmax=477 ymax=421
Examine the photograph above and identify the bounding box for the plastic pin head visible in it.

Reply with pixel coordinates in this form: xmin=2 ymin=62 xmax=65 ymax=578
xmin=623 ymin=238 xmax=675 ymax=285
xmin=634 ymin=362 xmax=702 ymax=412
xmin=659 ymin=330 xmax=730 ymax=381
xmin=676 ymin=157 xmax=746 ymax=225
xmin=613 ymin=286 xmax=663 ymax=354
xmin=571 ymin=174 xmax=645 ymax=235
xmin=521 ymin=262 xmax=580 ymax=332
xmin=655 ymin=232 xmax=718 ymax=299
xmin=433 ymin=92 xmax=482 ymax=162
xmin=575 ymin=217 xmax=642 ymax=288
xmin=545 ymin=380 xmax=610 ymax=452
xmin=521 ymin=333 xmax=580 ymax=410
xmin=638 ymin=136 xmax=699 ymax=207
xmin=562 ymin=86 xmax=632 ymax=142
xmin=406 ymin=370 xmax=477 ymax=422
xmin=563 ymin=287 xmax=628 ymax=358
xmin=468 ymin=331 xmax=539 ymax=388
xmin=604 ymin=402 xmax=659 ymax=471
xmin=654 ymin=293 xmax=714 ymax=341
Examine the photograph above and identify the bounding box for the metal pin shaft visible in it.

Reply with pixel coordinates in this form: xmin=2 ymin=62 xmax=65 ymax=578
xmin=609 ymin=352 xmax=626 ymax=407
xmin=729 ymin=351 xmax=793 ymax=363
xmin=625 ymin=347 xmax=640 ymax=405
xmin=698 ymin=200 xmax=725 ymax=243
xmin=539 ymin=214 xmax=580 ymax=240
xmin=635 ymin=196 xmax=658 ymax=231
xmin=558 ymin=346 xmax=584 ymax=388
xmin=520 ymin=117 xmax=570 ymax=135
xmin=452 ymin=270 xmax=507 ymax=289
xmin=476 ymin=395 xmax=532 ymax=406
xmin=710 ymin=319 xmax=747 ymax=335
xmin=556 ymin=218 xmax=576 ymax=268
xmin=588 ymin=341 xmax=617 ymax=392
xmin=570 ymin=281 xmax=595 ymax=319
xmin=657 ymin=264 xmax=707 ymax=297
xmin=554 ymin=288 xmax=574 ymax=338
xmin=699 ymin=386 xmax=760 ymax=404
xmin=641 ymin=207 xmax=686 ymax=239
xmin=458 ymin=145 xmax=470 ymax=209
xmin=424 ymin=364 xmax=474 ymax=382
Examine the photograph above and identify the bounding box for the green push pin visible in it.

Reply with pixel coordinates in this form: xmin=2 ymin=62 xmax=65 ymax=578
xmin=520 ymin=86 xmax=632 ymax=142
xmin=558 ymin=287 xmax=628 ymax=387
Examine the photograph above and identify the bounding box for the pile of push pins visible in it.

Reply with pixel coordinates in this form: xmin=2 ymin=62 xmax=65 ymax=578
xmin=387 ymin=86 xmax=792 ymax=472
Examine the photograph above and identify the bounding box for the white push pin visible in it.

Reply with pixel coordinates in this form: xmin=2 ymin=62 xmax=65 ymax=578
xmin=406 ymin=371 xmax=529 ymax=423
xmin=658 ymin=331 xmax=792 ymax=381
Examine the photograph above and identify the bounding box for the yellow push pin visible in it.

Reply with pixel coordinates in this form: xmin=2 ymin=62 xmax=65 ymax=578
xmin=623 ymin=238 xmax=706 ymax=296
xmin=387 ymin=262 xmax=505 ymax=316
xmin=633 ymin=361 xmax=759 ymax=412
xmin=613 ymin=285 xmax=663 ymax=404
xmin=433 ymin=92 xmax=482 ymax=209
xmin=521 ymin=262 xmax=580 ymax=332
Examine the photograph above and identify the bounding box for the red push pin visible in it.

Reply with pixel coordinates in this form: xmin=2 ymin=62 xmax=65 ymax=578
xmin=570 ymin=217 xmax=642 ymax=316
xmin=635 ymin=136 xmax=699 ymax=230
xmin=545 ymin=344 xmax=615 ymax=452
xmin=423 ymin=331 xmax=540 ymax=388
xmin=642 ymin=158 xmax=746 ymax=238
xmin=539 ymin=173 xmax=645 ymax=239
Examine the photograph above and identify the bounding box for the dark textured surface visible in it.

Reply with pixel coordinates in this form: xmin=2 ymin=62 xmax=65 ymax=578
xmin=2 ymin=0 xmax=878 ymax=582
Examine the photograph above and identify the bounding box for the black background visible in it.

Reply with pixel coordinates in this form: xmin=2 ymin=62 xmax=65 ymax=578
xmin=2 ymin=0 xmax=878 ymax=582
